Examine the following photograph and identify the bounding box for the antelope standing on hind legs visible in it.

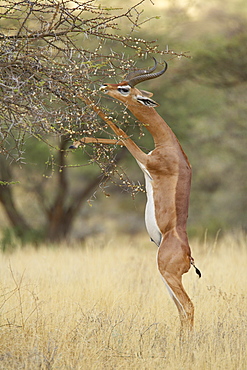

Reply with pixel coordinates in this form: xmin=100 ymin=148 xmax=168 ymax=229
xmin=73 ymin=58 xmax=201 ymax=331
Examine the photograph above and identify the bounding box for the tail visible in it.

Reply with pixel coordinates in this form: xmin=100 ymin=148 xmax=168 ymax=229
xmin=191 ymin=257 xmax=201 ymax=278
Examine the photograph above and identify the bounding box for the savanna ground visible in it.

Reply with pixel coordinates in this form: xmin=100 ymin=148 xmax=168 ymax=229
xmin=0 ymin=232 xmax=246 ymax=369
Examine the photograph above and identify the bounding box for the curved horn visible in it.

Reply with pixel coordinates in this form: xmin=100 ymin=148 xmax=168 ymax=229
xmin=125 ymin=57 xmax=158 ymax=81
xmin=128 ymin=60 xmax=168 ymax=87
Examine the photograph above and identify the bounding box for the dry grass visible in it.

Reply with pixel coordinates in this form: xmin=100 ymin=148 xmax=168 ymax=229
xmin=0 ymin=232 xmax=246 ymax=369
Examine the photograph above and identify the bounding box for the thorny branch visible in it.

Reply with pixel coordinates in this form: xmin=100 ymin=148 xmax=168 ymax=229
xmin=0 ymin=0 xmax=189 ymax=192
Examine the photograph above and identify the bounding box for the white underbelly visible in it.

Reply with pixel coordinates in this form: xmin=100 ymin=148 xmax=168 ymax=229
xmin=136 ymin=160 xmax=162 ymax=246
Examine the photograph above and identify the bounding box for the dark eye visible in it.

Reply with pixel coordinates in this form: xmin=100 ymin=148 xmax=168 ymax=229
xmin=117 ymin=86 xmax=130 ymax=95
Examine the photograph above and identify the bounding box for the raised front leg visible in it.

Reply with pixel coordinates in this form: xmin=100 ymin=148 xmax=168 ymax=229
xmin=77 ymin=94 xmax=148 ymax=166
xmin=70 ymin=137 xmax=124 ymax=148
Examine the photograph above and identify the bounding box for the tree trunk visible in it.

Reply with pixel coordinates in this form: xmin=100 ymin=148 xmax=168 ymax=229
xmin=0 ymin=141 xmax=127 ymax=244
xmin=0 ymin=156 xmax=31 ymax=238
xmin=45 ymin=138 xmax=127 ymax=242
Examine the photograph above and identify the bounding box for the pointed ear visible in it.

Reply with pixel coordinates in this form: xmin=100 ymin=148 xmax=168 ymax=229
xmin=136 ymin=95 xmax=159 ymax=107
xmin=139 ymin=89 xmax=153 ymax=98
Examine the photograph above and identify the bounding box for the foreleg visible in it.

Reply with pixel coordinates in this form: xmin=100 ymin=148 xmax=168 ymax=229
xmin=69 ymin=137 xmax=125 ymax=149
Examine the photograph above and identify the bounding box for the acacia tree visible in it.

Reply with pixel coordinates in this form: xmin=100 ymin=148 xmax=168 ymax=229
xmin=0 ymin=0 xmax=187 ymax=244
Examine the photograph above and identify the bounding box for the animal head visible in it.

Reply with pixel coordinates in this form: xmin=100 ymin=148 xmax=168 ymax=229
xmin=100 ymin=58 xmax=168 ymax=108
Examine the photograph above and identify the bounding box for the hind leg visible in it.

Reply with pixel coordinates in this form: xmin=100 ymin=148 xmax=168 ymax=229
xmin=157 ymin=232 xmax=194 ymax=330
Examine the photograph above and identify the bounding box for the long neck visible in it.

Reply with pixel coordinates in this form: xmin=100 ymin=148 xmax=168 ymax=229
xmin=127 ymin=104 xmax=174 ymax=147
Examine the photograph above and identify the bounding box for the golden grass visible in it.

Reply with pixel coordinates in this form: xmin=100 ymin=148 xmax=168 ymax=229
xmin=0 ymin=232 xmax=246 ymax=369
